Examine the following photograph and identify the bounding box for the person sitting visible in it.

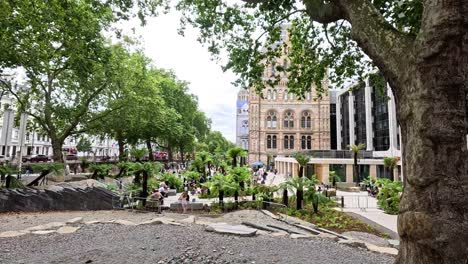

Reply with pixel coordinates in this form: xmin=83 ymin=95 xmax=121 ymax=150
xmin=158 ymin=183 xmax=167 ymax=197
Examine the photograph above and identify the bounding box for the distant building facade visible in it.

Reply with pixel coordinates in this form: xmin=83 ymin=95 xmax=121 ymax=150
xmin=236 ymin=89 xmax=249 ymax=150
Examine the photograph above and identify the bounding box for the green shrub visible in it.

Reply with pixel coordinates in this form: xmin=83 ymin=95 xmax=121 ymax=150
xmin=376 ymin=179 xmax=402 ymax=214
xmin=159 ymin=173 xmax=183 ymax=191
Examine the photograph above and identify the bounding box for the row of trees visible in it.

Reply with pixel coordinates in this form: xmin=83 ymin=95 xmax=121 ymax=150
xmin=0 ymin=1 xmax=219 ymax=163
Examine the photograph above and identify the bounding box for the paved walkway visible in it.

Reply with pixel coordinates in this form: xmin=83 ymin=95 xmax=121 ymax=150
xmin=269 ymin=174 xmax=398 ymax=235
xmin=336 ymin=190 xmax=398 ymax=234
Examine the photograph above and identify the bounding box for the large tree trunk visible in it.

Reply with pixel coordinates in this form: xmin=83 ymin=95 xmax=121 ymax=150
xmin=51 ymin=138 xmax=64 ymax=163
xmin=353 ymin=154 xmax=359 ymax=184
xmin=146 ymin=139 xmax=154 ymax=161
xmin=394 ymin=5 xmax=468 ymax=261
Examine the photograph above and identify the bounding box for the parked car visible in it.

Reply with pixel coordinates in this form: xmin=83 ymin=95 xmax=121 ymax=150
xmin=65 ymin=154 xmax=78 ymax=161
xmin=23 ymin=155 xmax=50 ymax=163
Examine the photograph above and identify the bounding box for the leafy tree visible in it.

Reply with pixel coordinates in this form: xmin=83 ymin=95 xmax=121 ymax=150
xmin=349 ymin=144 xmax=366 ymax=184
xmin=130 ymin=148 xmax=148 ymax=162
xmin=76 ymin=137 xmax=93 ymax=156
xmin=89 ymin=164 xmax=113 ymax=180
xmin=194 ymin=151 xmax=212 ymax=177
xmin=376 ymin=178 xmax=403 ymax=215
xmin=175 ymin=1 xmax=468 ymax=261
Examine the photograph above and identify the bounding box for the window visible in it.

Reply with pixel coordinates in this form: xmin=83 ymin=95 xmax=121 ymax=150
xmin=301 ymin=111 xmax=312 ymax=129
xmin=267 ymin=89 xmax=272 ymax=100
xmin=266 ymin=111 xmax=277 ymax=128
xmin=301 ymin=135 xmax=312 ymax=150
xmin=306 ymin=92 xmax=311 ymax=101
xmin=273 ymin=90 xmax=277 ymax=100
xmin=283 ymin=111 xmax=294 ymax=128
xmin=284 ymin=135 xmax=294 ymax=149
xmin=267 ymin=135 xmax=277 ymax=149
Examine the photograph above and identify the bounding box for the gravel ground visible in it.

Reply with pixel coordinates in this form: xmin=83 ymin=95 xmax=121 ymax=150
xmin=0 ymin=223 xmax=394 ymax=264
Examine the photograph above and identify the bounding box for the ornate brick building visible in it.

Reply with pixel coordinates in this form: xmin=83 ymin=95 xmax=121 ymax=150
xmin=247 ymin=80 xmax=331 ymax=166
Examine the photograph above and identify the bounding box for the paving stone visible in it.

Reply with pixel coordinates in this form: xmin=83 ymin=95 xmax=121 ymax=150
xmin=84 ymin=220 xmax=102 ymax=225
xmin=293 ymin=224 xmax=321 ymax=235
xmin=387 ymin=239 xmax=400 ymax=248
xmin=66 ymin=217 xmax=83 ymax=224
xmin=318 ymin=233 xmax=339 ymax=241
xmin=57 ymin=226 xmax=80 ymax=234
xmin=342 ymin=231 xmax=389 ymax=247
xmin=205 ymin=223 xmax=257 ymax=237
xmin=0 ymin=231 xmax=29 ymax=238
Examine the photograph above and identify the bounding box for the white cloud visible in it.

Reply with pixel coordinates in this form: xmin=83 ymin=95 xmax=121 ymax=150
xmin=121 ymin=12 xmax=238 ymax=143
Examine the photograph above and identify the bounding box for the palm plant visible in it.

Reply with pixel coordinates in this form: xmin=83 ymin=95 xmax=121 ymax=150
xmin=348 ymin=144 xmax=366 ymax=185
xmin=329 ymin=170 xmax=341 ymax=187
xmin=228 ymin=166 xmax=251 ymax=204
xmin=384 ymin=157 xmax=399 ymax=180
xmin=227 ymin=147 xmax=247 ymax=168
xmin=196 ymin=151 xmax=212 ymax=177
xmin=203 ymin=174 xmax=236 ymax=206
xmin=293 ymin=152 xmax=310 ymax=178
xmin=292 ymin=152 xmax=310 ymax=208
xmin=131 ymin=148 xmax=148 ymax=162
xmin=285 ymin=176 xmax=317 ymax=210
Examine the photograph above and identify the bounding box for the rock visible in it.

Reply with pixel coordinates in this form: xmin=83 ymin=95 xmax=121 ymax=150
xmin=0 ymin=230 xmax=28 ymax=238
xmin=293 ymin=224 xmax=321 ymax=235
xmin=338 ymin=239 xmax=367 ymax=249
xmin=261 ymin=210 xmax=278 ymax=219
xmin=179 ymin=215 xmax=195 ymax=224
xmin=318 ymin=233 xmax=339 ymax=241
xmin=31 ymin=230 xmax=56 ymax=235
xmin=111 ymin=220 xmax=137 ymax=226
xmin=205 ymin=223 xmax=257 ymax=237
xmin=388 ymin=239 xmax=400 ymax=248
xmin=167 ymin=222 xmax=184 ymax=226
xmin=290 ymin=234 xmax=314 ymax=239
xmin=85 ymin=220 xmax=102 ymax=225
xmin=56 ymin=226 xmax=80 ymax=234
xmin=366 ymin=243 xmax=399 ymax=255
xmin=270 ymin=232 xmax=288 ymax=237
xmin=26 ymin=222 xmax=66 ymax=231
xmin=342 ymin=231 xmax=390 ymax=247
xmin=241 ymin=222 xmax=277 ymax=232
xmin=66 ymin=217 xmax=83 ymax=224
xmin=140 ymin=219 xmax=164 ymax=225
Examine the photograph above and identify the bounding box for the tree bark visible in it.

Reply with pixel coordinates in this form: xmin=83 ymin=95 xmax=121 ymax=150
xmin=51 ymin=138 xmax=64 ymax=163
xmin=117 ymin=138 xmax=125 ymax=161
xmin=353 ymin=154 xmax=358 ymax=184
xmin=282 ymin=189 xmax=288 ymax=206
xmin=296 ymin=189 xmax=303 ymax=210
xmin=146 ymin=139 xmax=154 ymax=161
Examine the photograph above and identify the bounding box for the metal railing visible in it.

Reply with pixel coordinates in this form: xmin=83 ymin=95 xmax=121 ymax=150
xmin=336 ymin=195 xmax=378 ymax=210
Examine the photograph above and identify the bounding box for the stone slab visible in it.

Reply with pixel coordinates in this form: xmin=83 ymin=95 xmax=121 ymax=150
xmin=206 ymin=223 xmax=257 ymax=237
xmin=26 ymin=222 xmax=66 ymax=231
xmin=0 ymin=231 xmax=29 ymax=238
xmin=139 ymin=219 xmax=164 ymax=225
xmin=293 ymin=224 xmax=321 ymax=235
xmin=261 ymin=210 xmax=279 ymax=219
xmin=32 ymin=230 xmax=56 ymax=235
xmin=366 ymin=243 xmax=399 ymax=255
xmin=241 ymin=222 xmax=277 ymax=233
xmin=290 ymin=234 xmax=314 ymax=239
xmin=66 ymin=217 xmax=83 ymax=224
xmin=57 ymin=226 xmax=80 ymax=234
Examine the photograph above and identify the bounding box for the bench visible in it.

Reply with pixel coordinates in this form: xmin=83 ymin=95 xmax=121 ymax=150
xmin=170 ymin=202 xmax=205 ymax=212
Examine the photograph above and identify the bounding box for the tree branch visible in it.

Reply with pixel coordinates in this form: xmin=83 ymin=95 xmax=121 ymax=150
xmin=333 ymin=0 xmax=415 ymax=92
xmin=303 ymin=0 xmax=344 ymax=23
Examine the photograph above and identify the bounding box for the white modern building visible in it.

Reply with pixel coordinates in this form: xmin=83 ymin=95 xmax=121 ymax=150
xmin=0 ymin=96 xmax=119 ymax=161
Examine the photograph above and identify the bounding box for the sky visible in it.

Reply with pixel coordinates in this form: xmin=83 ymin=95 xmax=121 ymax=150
xmin=122 ymin=12 xmax=239 ymax=143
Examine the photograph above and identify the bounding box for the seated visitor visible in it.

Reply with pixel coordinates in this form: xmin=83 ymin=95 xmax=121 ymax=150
xmin=178 ymin=191 xmax=189 ymax=213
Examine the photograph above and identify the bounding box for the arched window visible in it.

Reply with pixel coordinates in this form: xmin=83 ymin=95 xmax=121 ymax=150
xmin=283 ymin=111 xmax=294 ymax=128
xmin=283 ymin=90 xmax=288 ymax=101
xmin=289 ymin=93 xmax=294 ymax=101
xmin=267 ymin=89 xmax=272 ymax=100
xmin=284 ymin=135 xmax=294 ymax=149
xmin=273 ymin=90 xmax=277 ymax=100
xmin=306 ymin=92 xmax=311 ymax=100
xmin=267 ymin=135 xmax=277 ymax=149
xmin=266 ymin=111 xmax=277 ymax=128
xmin=301 ymin=111 xmax=312 ymax=129
xmin=301 ymin=135 xmax=312 ymax=150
